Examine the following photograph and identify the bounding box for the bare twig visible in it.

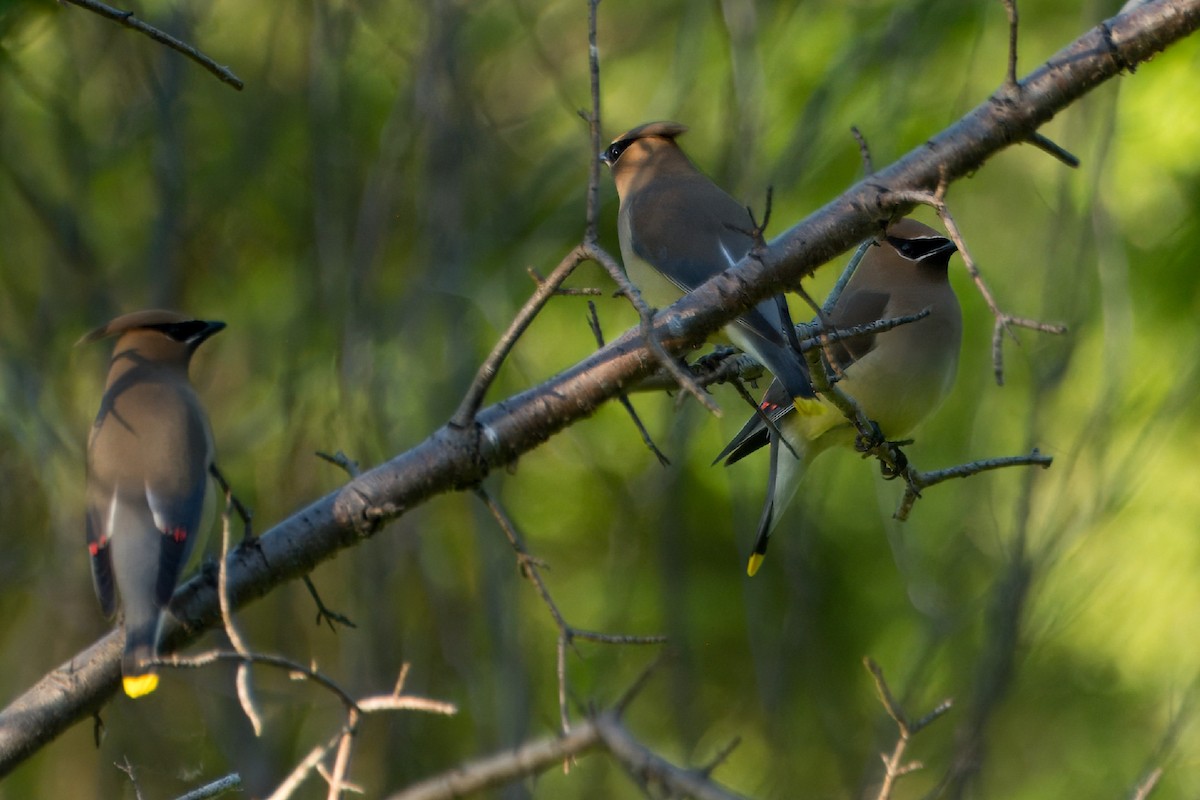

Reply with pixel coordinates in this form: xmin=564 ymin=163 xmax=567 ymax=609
xmin=1002 ymin=0 xmax=1020 ymax=87
xmin=301 ymin=576 xmax=357 ymax=631
xmin=587 ymin=300 xmax=670 ymax=465
xmin=316 ymin=450 xmax=363 ymax=478
xmin=1130 ymin=768 xmax=1164 ymax=800
xmin=217 ymin=492 xmax=263 ymax=736
xmin=1027 ymin=131 xmax=1081 ymax=167
xmin=387 ymin=718 xmax=602 ymax=800
xmin=386 ymin=710 xmax=744 ymax=800
xmin=453 ymin=245 xmax=591 ymax=427
xmin=883 ymin=178 xmax=1068 ymax=384
xmin=474 ymin=486 xmax=666 ymax=733
xmin=593 ymin=714 xmax=750 ymax=800
xmin=325 ymin=708 xmax=359 ymax=800
xmin=62 ymin=0 xmax=244 ymax=90
xmin=865 ymin=658 xmax=953 ymax=800
xmin=851 ymin=126 xmax=874 ymax=174
xmin=528 ymin=267 xmax=603 ymax=296
xmin=158 ymin=650 xmax=454 ymax=799
xmin=997 ymin=2 xmax=1083 ymax=169
xmin=583 ymin=0 xmax=603 ymax=242
xmin=585 ymin=242 xmax=723 ymax=415
xmin=157 ymin=650 xmax=359 ymax=708
xmin=801 ymin=335 xmax=901 ymax=470
xmin=115 ymin=756 xmax=146 ymax=800
xmin=266 ymin=732 xmax=345 ymax=800
xmin=634 ymin=307 xmax=928 ymax=395
xmin=822 ymin=241 xmax=873 ymax=316
xmin=895 ymin=449 xmax=1054 ymax=521
xmin=173 ymin=773 xmax=243 ymax=800
xmin=208 ymin=464 xmax=253 ymax=542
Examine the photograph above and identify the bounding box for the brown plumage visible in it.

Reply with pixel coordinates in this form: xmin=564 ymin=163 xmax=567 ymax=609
xmin=717 ymin=219 xmax=963 ymax=575
xmin=82 ymin=309 xmax=224 ymax=697
xmin=601 ymin=121 xmax=813 ymax=401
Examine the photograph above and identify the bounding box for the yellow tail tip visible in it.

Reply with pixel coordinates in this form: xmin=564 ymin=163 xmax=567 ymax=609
xmin=123 ymin=673 xmax=159 ymax=698
xmin=747 ymin=553 xmax=765 ymax=577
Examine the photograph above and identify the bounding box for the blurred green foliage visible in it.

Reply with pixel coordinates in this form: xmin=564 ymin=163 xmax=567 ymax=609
xmin=1 ymin=0 xmax=1198 ymax=797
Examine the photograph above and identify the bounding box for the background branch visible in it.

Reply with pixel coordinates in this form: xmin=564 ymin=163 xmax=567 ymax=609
xmin=62 ymin=0 xmax=244 ymax=90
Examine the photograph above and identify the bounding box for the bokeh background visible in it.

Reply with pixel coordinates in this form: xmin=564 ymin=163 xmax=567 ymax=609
xmin=1 ymin=0 xmax=1199 ymax=797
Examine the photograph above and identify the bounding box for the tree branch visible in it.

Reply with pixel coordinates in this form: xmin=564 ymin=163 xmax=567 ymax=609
xmin=62 ymin=0 xmax=244 ymax=90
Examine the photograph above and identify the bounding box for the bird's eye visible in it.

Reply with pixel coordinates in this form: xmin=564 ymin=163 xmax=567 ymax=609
xmin=603 ymin=140 xmax=629 ymax=164
xmin=154 ymin=321 xmax=209 ymax=343
xmin=887 ymin=236 xmax=954 ymax=261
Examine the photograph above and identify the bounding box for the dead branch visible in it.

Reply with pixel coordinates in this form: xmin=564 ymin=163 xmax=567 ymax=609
xmin=62 ymin=0 xmax=244 ymax=90
xmin=173 ymin=773 xmax=243 ymax=800
xmin=883 ymin=178 xmax=1068 ymax=385
xmin=475 ymin=486 xmax=666 ymax=733
xmin=865 ymin=658 xmax=953 ymax=800
xmin=452 ymin=245 xmax=591 ymax=427
xmin=895 ymin=449 xmax=1054 ymax=521
xmin=587 ymin=300 xmax=671 ymax=465
xmin=384 ymin=712 xmax=746 ymax=800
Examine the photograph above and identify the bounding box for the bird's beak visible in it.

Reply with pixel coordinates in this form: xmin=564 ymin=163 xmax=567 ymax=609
xmin=929 ymin=240 xmax=958 ymax=259
xmin=193 ymin=320 xmax=227 ymax=346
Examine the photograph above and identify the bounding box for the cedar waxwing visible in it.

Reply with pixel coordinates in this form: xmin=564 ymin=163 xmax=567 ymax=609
xmin=600 ymin=121 xmax=812 ymax=400
xmin=717 ymin=219 xmax=962 ymax=575
xmin=82 ymin=309 xmax=225 ymax=698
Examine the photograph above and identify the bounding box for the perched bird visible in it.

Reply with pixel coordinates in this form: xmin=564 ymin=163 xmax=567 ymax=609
xmin=717 ymin=219 xmax=962 ymax=576
xmin=600 ymin=121 xmax=811 ymax=400
xmin=81 ymin=309 xmax=225 ymax=698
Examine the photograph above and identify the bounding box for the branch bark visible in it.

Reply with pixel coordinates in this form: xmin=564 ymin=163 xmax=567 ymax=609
xmin=2 ymin=0 xmax=1197 ymax=777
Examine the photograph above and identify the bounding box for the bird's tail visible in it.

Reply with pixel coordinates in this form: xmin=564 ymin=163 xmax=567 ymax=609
xmin=121 ymin=617 xmax=161 ymax=698
xmin=747 ymin=436 xmax=781 ymax=577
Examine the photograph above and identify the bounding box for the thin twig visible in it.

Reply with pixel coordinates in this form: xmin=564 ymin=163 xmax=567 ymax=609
xmin=585 ymin=243 xmax=722 ymax=415
xmin=528 ymin=267 xmax=603 ymax=296
xmin=173 ymin=773 xmax=243 ymax=800
xmin=386 ymin=718 xmax=602 ymax=800
xmin=593 ymin=714 xmax=750 ymax=800
xmin=822 ymin=241 xmax=873 ymax=316
xmin=266 ymin=732 xmax=345 ymax=800
xmin=62 ymin=0 xmax=244 ymax=90
xmin=218 ymin=492 xmax=263 ymax=736
xmin=474 ymin=486 xmax=666 ymax=734
xmin=865 ymin=658 xmax=953 ymax=800
xmin=1027 ymin=131 xmax=1080 ymax=167
xmin=158 ymin=650 xmax=360 ymax=710
xmin=1130 ymin=767 xmax=1164 ymax=800
xmin=301 ymin=575 xmax=357 ymax=631
xmin=895 ymin=449 xmax=1054 ymax=521
xmin=115 ymin=756 xmax=146 ymax=800
xmin=883 ymin=178 xmax=1067 ymax=384
xmin=209 ymin=464 xmax=253 ymax=541
xmin=316 ymin=450 xmax=363 ymax=478
xmin=326 ymin=709 xmax=358 ymax=800
xmin=587 ymin=300 xmax=670 ymax=465
xmin=452 ymin=245 xmax=591 ymax=427
xmin=583 ymin=0 xmax=603 ymax=242
xmin=1002 ymin=0 xmax=1019 ymax=87
xmin=634 ymin=305 xmax=929 ymax=395
xmin=158 ymin=649 xmax=454 ymax=800
xmin=851 ymin=126 xmax=874 ymax=174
